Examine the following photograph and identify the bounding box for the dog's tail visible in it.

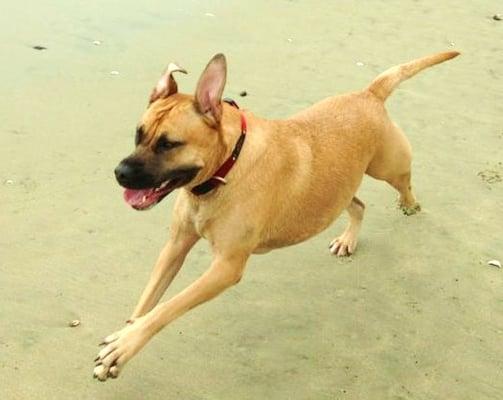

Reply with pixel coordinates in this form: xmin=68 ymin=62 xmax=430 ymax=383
xmin=367 ymin=51 xmax=460 ymax=101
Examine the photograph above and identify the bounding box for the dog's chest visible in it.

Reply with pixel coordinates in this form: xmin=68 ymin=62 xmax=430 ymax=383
xmin=189 ymin=200 xmax=260 ymax=248
xmin=190 ymin=203 xmax=228 ymax=241
xmin=192 ymin=212 xmax=213 ymax=238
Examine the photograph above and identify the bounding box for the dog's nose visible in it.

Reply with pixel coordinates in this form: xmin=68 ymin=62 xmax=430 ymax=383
xmin=114 ymin=158 xmax=145 ymax=186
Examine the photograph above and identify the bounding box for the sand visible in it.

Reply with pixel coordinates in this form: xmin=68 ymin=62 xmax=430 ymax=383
xmin=1 ymin=1 xmax=503 ymax=399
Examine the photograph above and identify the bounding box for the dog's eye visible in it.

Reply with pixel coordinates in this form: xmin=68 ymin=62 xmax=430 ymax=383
xmin=155 ymin=136 xmax=182 ymax=152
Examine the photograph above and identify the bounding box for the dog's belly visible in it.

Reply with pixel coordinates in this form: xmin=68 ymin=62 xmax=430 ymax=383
xmin=253 ymin=189 xmax=350 ymax=253
xmin=257 ymin=223 xmax=336 ymax=251
xmin=253 ymin=217 xmax=338 ymax=253
xmin=250 ymin=153 xmax=368 ymax=253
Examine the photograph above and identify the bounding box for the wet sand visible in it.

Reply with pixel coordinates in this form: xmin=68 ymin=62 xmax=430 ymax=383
xmin=1 ymin=1 xmax=503 ymax=399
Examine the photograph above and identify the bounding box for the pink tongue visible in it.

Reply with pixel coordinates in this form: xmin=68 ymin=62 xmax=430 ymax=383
xmin=123 ymin=188 xmax=154 ymax=207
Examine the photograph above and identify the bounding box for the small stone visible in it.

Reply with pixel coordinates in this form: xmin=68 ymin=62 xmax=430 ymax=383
xmin=239 ymin=91 xmax=247 ymax=97
xmin=488 ymin=260 xmax=502 ymax=268
xmin=110 ymin=70 xmax=119 ymax=76
xmin=493 ymin=14 xmax=502 ymax=21
xmin=356 ymin=61 xmax=364 ymax=67
xmin=205 ymin=12 xmax=215 ymax=17
xmin=4 ymin=179 xmax=14 ymax=185
xmin=287 ymin=38 xmax=293 ymax=43
xmin=32 ymin=45 xmax=47 ymax=51
xmin=93 ymin=40 xmax=102 ymax=46
xmin=69 ymin=319 xmax=81 ymax=327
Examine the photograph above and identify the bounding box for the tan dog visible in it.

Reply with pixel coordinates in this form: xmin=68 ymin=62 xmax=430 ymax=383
xmin=93 ymin=51 xmax=459 ymax=381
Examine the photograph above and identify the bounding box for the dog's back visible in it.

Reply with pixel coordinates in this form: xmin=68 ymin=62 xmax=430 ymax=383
xmin=243 ymin=51 xmax=460 ymax=249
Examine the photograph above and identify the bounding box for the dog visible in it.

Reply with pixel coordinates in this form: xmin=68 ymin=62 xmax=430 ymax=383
xmin=93 ymin=51 xmax=459 ymax=381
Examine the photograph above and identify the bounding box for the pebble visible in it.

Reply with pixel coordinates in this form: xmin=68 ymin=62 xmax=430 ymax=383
xmin=69 ymin=319 xmax=81 ymax=327
xmin=110 ymin=70 xmax=120 ymax=76
xmin=356 ymin=61 xmax=365 ymax=67
xmin=287 ymin=38 xmax=293 ymax=43
xmin=93 ymin=40 xmax=102 ymax=46
xmin=239 ymin=91 xmax=247 ymax=97
xmin=488 ymin=260 xmax=502 ymax=269
xmin=493 ymin=14 xmax=502 ymax=21
xmin=32 ymin=45 xmax=47 ymax=51
xmin=205 ymin=12 xmax=215 ymax=17
xmin=4 ymin=179 xmax=14 ymax=185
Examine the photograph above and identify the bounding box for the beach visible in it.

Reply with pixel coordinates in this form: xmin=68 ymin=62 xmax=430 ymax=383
xmin=1 ymin=1 xmax=503 ymax=399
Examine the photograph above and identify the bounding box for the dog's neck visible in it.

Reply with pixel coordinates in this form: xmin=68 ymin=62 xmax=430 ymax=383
xmin=189 ymin=103 xmax=245 ymax=191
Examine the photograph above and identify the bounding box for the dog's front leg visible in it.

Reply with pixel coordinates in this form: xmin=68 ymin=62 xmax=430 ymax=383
xmin=93 ymin=251 xmax=249 ymax=381
xmin=129 ymin=229 xmax=199 ymax=320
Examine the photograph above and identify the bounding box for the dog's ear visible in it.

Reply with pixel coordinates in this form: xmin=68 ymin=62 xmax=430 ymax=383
xmin=194 ymin=53 xmax=227 ymax=125
xmin=149 ymin=62 xmax=187 ymax=104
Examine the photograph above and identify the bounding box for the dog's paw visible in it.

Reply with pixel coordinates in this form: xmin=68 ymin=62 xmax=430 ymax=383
xmin=93 ymin=318 xmax=148 ymax=382
xmin=400 ymin=202 xmax=421 ymax=216
xmin=329 ymin=233 xmax=357 ymax=257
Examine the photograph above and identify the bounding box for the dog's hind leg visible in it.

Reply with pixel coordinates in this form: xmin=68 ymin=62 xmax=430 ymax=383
xmin=366 ymin=122 xmax=421 ymax=215
xmin=387 ymin=171 xmax=421 ymax=215
xmin=329 ymin=196 xmax=365 ymax=256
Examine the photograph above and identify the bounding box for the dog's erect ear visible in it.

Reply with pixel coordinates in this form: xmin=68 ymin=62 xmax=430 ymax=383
xmin=149 ymin=62 xmax=187 ymax=104
xmin=194 ymin=54 xmax=227 ymax=125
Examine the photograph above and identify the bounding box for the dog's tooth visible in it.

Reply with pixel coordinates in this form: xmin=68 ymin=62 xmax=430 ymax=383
xmin=142 ymin=195 xmax=147 ymax=203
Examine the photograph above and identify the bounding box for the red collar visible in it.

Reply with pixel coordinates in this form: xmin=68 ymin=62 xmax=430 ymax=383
xmin=191 ymin=99 xmax=247 ymax=196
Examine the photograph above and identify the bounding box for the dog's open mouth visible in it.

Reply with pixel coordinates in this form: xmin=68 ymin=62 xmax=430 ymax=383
xmin=122 ymin=167 xmax=200 ymax=211
xmin=123 ymin=179 xmax=180 ymax=210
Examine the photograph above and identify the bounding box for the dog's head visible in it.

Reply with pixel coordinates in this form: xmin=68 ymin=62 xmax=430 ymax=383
xmin=114 ymin=54 xmax=229 ymax=210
